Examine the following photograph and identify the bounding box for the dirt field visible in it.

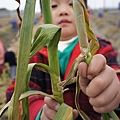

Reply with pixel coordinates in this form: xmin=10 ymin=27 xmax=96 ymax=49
xmin=0 ymin=9 xmax=120 ymax=119
xmin=90 ymin=10 xmax=120 ymax=60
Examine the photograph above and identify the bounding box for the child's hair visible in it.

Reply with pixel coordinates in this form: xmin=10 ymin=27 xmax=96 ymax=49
xmin=39 ymin=0 xmax=88 ymax=13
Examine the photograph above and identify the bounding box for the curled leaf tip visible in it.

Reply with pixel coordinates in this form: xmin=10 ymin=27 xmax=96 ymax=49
xmin=15 ymin=0 xmax=22 ymax=21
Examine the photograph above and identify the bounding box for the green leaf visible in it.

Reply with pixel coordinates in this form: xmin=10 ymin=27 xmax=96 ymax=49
xmin=108 ymin=111 xmax=119 ymax=120
xmin=23 ymin=62 xmax=63 ymax=102
xmin=102 ymin=113 xmax=110 ymax=120
xmin=8 ymin=0 xmax=36 ymax=120
xmin=30 ymin=24 xmax=61 ymax=58
xmin=54 ymin=103 xmax=73 ymax=120
xmin=19 ymin=91 xmax=54 ymax=101
xmin=0 ymin=101 xmax=10 ymax=117
xmin=41 ymin=0 xmax=63 ymax=104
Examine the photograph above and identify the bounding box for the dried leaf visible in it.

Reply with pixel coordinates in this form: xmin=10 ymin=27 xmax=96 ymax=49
xmin=15 ymin=0 xmax=22 ymax=21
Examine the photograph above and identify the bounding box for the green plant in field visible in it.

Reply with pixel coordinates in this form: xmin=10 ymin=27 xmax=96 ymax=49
xmin=0 ymin=0 xmax=119 ymax=120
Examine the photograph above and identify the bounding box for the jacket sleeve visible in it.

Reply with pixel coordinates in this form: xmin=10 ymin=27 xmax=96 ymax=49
xmin=29 ymin=95 xmax=45 ymax=120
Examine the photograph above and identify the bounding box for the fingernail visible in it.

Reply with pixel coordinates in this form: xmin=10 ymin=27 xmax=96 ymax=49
xmin=55 ymin=104 xmax=60 ymax=111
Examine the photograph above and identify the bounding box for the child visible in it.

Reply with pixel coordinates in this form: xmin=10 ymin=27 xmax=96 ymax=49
xmin=6 ymin=0 xmax=120 ymax=120
xmin=32 ymin=0 xmax=120 ymax=119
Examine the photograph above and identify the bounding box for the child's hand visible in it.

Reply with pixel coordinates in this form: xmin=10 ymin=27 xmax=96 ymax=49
xmin=41 ymin=97 xmax=60 ymax=120
xmin=41 ymin=97 xmax=78 ymax=120
xmin=78 ymin=54 xmax=120 ymax=113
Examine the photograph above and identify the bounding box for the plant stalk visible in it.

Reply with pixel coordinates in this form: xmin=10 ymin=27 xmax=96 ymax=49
xmin=8 ymin=0 xmax=36 ymax=120
xmin=41 ymin=0 xmax=63 ymax=104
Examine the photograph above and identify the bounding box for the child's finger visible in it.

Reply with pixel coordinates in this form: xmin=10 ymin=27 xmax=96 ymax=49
xmin=42 ymin=104 xmax=56 ymax=119
xmin=73 ymin=109 xmax=79 ymax=119
xmin=78 ymin=54 xmax=107 ymax=95
xmin=92 ymin=91 xmax=120 ymax=113
xmin=78 ymin=62 xmax=88 ymax=78
xmin=86 ymin=65 xmax=114 ymax=97
xmin=44 ymin=97 xmax=60 ymax=111
xmin=87 ymin=54 xmax=106 ymax=80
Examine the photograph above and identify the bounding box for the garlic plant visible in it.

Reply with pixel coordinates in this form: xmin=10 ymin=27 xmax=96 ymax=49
xmin=0 ymin=0 xmax=119 ymax=120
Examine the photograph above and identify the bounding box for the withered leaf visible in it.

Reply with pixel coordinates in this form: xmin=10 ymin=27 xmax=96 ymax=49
xmin=15 ymin=0 xmax=22 ymax=21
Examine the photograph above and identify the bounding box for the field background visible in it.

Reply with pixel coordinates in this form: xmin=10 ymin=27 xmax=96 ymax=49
xmin=0 ymin=9 xmax=120 ymax=119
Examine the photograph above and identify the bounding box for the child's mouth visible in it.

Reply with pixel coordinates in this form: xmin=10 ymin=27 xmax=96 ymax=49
xmin=59 ymin=20 xmax=71 ymax=25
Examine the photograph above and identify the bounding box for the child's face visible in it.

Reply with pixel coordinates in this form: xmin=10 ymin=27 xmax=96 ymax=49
xmin=51 ymin=0 xmax=77 ymax=41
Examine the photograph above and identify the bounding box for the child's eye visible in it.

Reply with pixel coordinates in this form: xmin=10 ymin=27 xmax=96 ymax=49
xmin=51 ymin=5 xmax=57 ymax=8
xmin=69 ymin=2 xmax=73 ymax=7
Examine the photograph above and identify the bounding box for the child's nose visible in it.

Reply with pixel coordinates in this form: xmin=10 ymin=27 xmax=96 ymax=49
xmin=59 ymin=7 xmax=69 ymax=16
